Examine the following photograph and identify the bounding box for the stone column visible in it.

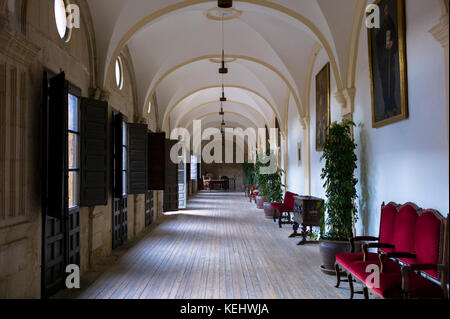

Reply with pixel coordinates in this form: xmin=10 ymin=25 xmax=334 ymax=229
xmin=300 ymin=117 xmax=311 ymax=196
xmin=430 ymin=12 xmax=449 ymax=154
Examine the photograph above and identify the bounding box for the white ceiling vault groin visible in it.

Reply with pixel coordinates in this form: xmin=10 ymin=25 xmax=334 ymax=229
xmin=86 ymin=0 xmax=367 ymax=132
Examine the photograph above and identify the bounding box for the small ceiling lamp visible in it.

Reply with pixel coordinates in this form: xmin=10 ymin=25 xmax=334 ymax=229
xmin=220 ymin=85 xmax=227 ymax=102
xmin=218 ymin=6 xmax=228 ymax=74
xmin=219 ymin=50 xmax=228 ymax=74
xmin=218 ymin=0 xmax=233 ymax=9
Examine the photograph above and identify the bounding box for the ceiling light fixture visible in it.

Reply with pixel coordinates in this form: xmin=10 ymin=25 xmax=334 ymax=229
xmin=218 ymin=0 xmax=233 ymax=9
xmin=220 ymin=85 xmax=227 ymax=102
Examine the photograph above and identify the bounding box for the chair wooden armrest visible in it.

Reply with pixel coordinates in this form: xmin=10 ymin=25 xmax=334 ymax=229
xmin=401 ymin=264 xmax=442 ymax=299
xmin=362 ymin=243 xmax=395 ymax=262
xmin=350 ymin=236 xmax=379 ymax=253
xmin=378 ymin=251 xmax=416 ymax=273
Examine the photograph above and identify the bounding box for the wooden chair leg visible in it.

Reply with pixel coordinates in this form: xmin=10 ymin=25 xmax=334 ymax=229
xmin=363 ymin=287 xmax=369 ymax=300
xmin=348 ymin=274 xmax=355 ymax=299
xmin=335 ymin=264 xmax=341 ymax=288
xmin=278 ymin=212 xmax=283 ymax=228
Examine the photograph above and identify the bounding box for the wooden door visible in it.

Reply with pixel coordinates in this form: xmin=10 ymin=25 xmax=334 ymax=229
xmin=112 ymin=112 xmax=128 ymax=249
xmin=41 ymin=71 xmax=81 ymax=297
xmin=145 ymin=190 xmax=154 ymax=227
xmin=163 ymin=139 xmax=178 ymax=212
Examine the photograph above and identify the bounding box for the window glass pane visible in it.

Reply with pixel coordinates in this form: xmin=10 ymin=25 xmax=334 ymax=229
xmin=115 ymin=58 xmax=123 ymax=89
xmin=122 ymin=147 xmax=127 ymax=170
xmin=68 ymin=171 xmax=78 ymax=208
xmin=122 ymin=171 xmax=127 ymax=195
xmin=68 ymin=94 xmax=78 ymax=132
xmin=68 ymin=133 xmax=78 ymax=169
xmin=54 ymin=0 xmax=67 ymax=39
xmin=191 ymin=155 xmax=197 ymax=180
xmin=122 ymin=122 xmax=127 ymax=146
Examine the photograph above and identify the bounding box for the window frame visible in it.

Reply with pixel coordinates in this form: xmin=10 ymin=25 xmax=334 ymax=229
xmin=67 ymin=85 xmax=81 ymax=209
xmin=54 ymin=0 xmax=72 ymax=42
xmin=115 ymin=56 xmax=124 ymax=90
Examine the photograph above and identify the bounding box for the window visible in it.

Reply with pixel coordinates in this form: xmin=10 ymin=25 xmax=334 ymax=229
xmin=148 ymin=101 xmax=152 ymax=113
xmin=122 ymin=121 xmax=127 ymax=195
xmin=115 ymin=56 xmax=124 ymax=90
xmin=68 ymin=93 xmax=80 ymax=208
xmin=190 ymin=155 xmax=198 ymax=180
xmin=54 ymin=0 xmax=71 ymax=42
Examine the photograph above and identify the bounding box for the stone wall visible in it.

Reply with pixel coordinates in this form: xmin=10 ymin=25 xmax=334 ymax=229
xmin=0 ymin=0 xmax=163 ymax=299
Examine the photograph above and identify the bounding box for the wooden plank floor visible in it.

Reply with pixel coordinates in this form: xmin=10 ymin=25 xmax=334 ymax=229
xmin=61 ymin=191 xmax=356 ymax=299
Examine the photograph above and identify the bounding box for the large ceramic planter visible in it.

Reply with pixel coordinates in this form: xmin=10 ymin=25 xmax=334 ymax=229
xmin=256 ymin=196 xmax=267 ymax=209
xmin=263 ymin=202 xmax=276 ymax=219
xmin=318 ymin=240 xmax=352 ymax=275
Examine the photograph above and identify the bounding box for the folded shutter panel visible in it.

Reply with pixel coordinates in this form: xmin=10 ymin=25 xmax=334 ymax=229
xmin=148 ymin=132 xmax=166 ymax=190
xmin=80 ymin=98 xmax=108 ymax=206
xmin=114 ymin=113 xmax=125 ymax=198
xmin=47 ymin=72 xmax=68 ymax=218
xmin=128 ymin=123 xmax=148 ymax=194
xmin=163 ymin=139 xmax=178 ymax=212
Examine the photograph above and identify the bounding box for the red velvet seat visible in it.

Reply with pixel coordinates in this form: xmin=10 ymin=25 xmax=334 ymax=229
xmin=270 ymin=192 xmax=298 ymax=228
xmin=335 ymin=203 xmax=448 ymax=299
xmin=371 ymin=271 xmax=444 ymax=299
xmin=335 ymin=202 xmax=399 ymax=294
xmin=335 ymin=252 xmax=379 ymax=270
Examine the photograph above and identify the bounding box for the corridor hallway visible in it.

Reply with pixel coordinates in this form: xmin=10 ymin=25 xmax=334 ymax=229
xmin=58 ymin=192 xmax=350 ymax=299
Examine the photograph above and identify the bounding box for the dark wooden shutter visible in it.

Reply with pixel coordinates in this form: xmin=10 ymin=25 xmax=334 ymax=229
xmin=186 ymin=162 xmax=191 ymax=183
xmin=148 ymin=132 xmax=166 ymax=190
xmin=114 ymin=113 xmax=125 ymax=198
xmin=164 ymin=139 xmax=178 ymax=212
xmin=128 ymin=124 xmax=148 ymax=194
xmin=80 ymin=98 xmax=108 ymax=206
xmin=47 ymin=72 xmax=68 ymax=218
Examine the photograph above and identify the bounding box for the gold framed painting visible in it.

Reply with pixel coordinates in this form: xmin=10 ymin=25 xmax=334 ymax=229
xmin=315 ymin=63 xmax=330 ymax=152
xmin=368 ymin=0 xmax=408 ymax=128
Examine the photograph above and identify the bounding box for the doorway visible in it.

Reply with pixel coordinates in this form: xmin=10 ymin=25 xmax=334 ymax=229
xmin=112 ymin=112 xmax=128 ymax=249
xmin=41 ymin=71 xmax=81 ymax=298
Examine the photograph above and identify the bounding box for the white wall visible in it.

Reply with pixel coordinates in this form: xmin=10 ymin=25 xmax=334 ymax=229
xmin=287 ymin=95 xmax=304 ymax=194
xmin=285 ymin=0 xmax=448 ymax=238
xmin=353 ymin=0 xmax=449 ymax=236
xmin=309 ymin=50 xmax=342 ymax=199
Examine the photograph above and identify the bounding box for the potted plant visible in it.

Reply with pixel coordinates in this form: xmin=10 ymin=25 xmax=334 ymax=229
xmin=254 ymin=151 xmax=269 ymax=209
xmin=318 ymin=120 xmax=359 ymax=274
xmin=242 ymin=162 xmax=255 ymax=196
xmin=263 ymin=167 xmax=284 ymax=219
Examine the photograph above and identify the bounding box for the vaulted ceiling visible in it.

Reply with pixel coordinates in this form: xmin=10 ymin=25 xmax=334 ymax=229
xmin=86 ymin=0 xmax=365 ymax=133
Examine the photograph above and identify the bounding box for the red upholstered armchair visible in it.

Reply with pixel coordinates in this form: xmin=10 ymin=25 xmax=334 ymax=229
xmin=271 ymin=192 xmax=299 ymax=228
xmin=249 ymin=186 xmax=259 ymax=203
xmin=335 ymin=202 xmax=449 ymax=299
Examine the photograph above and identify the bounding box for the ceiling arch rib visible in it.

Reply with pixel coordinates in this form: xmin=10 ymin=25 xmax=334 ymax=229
xmin=164 ymin=85 xmax=279 ymax=132
xmin=174 ymin=100 xmax=269 ymax=129
xmin=152 ymin=57 xmax=286 ymax=127
xmin=186 ymin=115 xmax=257 ymax=133
xmin=96 ymin=0 xmax=344 ymax=92
xmin=178 ymin=102 xmax=266 ymax=130
xmin=87 ymin=0 xmax=356 ymax=124
xmin=143 ymin=55 xmax=299 ymax=128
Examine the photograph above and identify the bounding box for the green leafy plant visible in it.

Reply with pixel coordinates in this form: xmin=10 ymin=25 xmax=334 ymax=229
xmin=265 ymin=168 xmax=284 ymax=202
xmin=242 ymin=162 xmax=255 ymax=186
xmin=254 ymin=150 xmax=284 ymax=202
xmin=320 ymin=120 xmax=358 ymax=241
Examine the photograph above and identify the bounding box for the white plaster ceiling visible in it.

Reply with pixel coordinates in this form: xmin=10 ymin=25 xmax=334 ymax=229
xmin=86 ymin=0 xmax=363 ymax=131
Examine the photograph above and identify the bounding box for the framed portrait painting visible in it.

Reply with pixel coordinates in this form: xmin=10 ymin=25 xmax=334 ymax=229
xmin=315 ymin=63 xmax=330 ymax=152
xmin=368 ymin=0 xmax=408 ymax=128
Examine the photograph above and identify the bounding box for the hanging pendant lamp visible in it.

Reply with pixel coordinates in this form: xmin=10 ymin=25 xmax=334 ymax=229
xmin=218 ymin=0 xmax=233 ymax=9
xmin=220 ymin=84 xmax=227 ymax=102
